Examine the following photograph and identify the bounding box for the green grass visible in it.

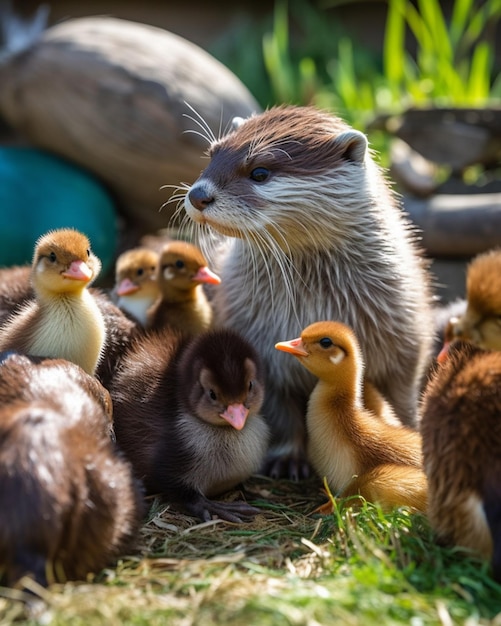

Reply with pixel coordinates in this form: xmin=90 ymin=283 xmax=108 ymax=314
xmin=2 ymin=476 xmax=501 ymax=625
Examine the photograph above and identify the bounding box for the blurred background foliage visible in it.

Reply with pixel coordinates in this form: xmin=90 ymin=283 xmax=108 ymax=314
xmin=209 ymin=0 xmax=501 ymax=162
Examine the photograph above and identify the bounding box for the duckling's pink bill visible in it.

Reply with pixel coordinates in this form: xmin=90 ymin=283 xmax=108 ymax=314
xmin=193 ymin=266 xmax=221 ymax=285
xmin=116 ymin=278 xmax=140 ymax=296
xmin=62 ymin=260 xmax=93 ymax=282
xmin=275 ymin=338 xmax=308 ymax=357
xmin=220 ymin=403 xmax=249 ymax=430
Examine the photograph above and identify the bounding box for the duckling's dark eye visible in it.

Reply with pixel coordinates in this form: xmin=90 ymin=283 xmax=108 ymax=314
xmin=248 ymin=380 xmax=253 ymax=392
xmin=137 ymin=268 xmax=144 ymax=276
xmin=209 ymin=389 xmax=217 ymax=401
xmin=48 ymin=252 xmax=57 ymax=263
xmin=86 ymin=249 xmax=90 ymax=257
xmin=175 ymin=260 xmax=185 ymax=269
xmin=319 ymin=337 xmax=333 ymax=349
xmin=250 ymin=167 xmax=270 ymax=182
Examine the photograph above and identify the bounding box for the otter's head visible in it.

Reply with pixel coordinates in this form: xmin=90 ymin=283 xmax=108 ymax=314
xmin=184 ymin=105 xmax=372 ymax=251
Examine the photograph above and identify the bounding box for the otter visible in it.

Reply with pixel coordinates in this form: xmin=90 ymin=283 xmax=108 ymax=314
xmin=182 ymin=105 xmax=434 ymax=480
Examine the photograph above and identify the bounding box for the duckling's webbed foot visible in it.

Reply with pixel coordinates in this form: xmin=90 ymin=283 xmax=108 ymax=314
xmin=185 ymin=493 xmax=261 ymax=523
xmin=262 ymin=450 xmax=311 ymax=482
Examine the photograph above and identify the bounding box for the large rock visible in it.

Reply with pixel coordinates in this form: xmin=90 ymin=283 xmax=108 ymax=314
xmin=370 ymin=106 xmax=501 ymax=173
xmin=0 ymin=16 xmax=261 ymax=234
xmin=404 ymin=192 xmax=501 ymax=257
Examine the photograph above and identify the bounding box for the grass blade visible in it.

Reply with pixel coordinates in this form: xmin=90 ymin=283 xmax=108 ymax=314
xmin=383 ymin=0 xmax=406 ymax=86
xmin=450 ymin=0 xmax=474 ymax=48
xmin=467 ymin=40 xmax=493 ymax=103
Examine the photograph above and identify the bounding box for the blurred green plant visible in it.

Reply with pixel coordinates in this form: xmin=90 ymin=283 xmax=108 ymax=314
xmin=210 ymin=0 xmax=501 ymax=131
xmin=209 ymin=0 xmax=501 ymax=169
xmin=381 ymin=0 xmax=501 ymax=105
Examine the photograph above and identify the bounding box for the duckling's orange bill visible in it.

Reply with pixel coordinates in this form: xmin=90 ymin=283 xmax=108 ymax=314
xmin=116 ymin=278 xmax=140 ymax=296
xmin=275 ymin=338 xmax=308 ymax=357
xmin=192 ymin=266 xmax=221 ymax=285
xmin=62 ymin=260 xmax=93 ymax=282
xmin=219 ymin=403 xmax=249 ymax=430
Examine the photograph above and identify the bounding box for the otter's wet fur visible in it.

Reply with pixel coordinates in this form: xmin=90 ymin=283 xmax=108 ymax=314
xmin=180 ymin=105 xmax=434 ymax=478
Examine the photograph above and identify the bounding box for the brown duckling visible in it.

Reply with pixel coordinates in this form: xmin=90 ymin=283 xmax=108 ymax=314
xmin=113 ymin=247 xmax=160 ymax=326
xmin=449 ymin=249 xmax=501 ymax=352
xmin=110 ymin=327 xmax=269 ymax=522
xmin=421 ymin=341 xmax=501 ymax=582
xmin=147 ymin=240 xmax=221 ymax=335
xmin=0 ymin=352 xmax=143 ymax=587
xmin=0 ymin=229 xmax=105 ymax=375
xmin=275 ymin=321 xmax=427 ymax=512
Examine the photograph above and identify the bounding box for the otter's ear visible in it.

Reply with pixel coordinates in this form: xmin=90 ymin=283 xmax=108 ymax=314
xmin=231 ymin=116 xmax=246 ymax=131
xmin=333 ymin=129 xmax=368 ymax=163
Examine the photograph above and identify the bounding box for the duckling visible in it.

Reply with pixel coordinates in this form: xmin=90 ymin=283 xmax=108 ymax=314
xmin=110 ymin=327 xmax=269 ymax=522
xmin=0 ymin=265 xmax=137 ymax=390
xmin=431 ymin=298 xmax=467 ymax=364
xmin=275 ymin=321 xmax=427 ymax=512
xmin=436 ymin=314 xmax=462 ymax=364
xmin=0 ymin=229 xmax=105 ymax=375
xmin=113 ymin=247 xmax=160 ymax=326
xmin=0 ymin=352 xmax=143 ymax=587
xmin=0 ymin=247 xmax=137 ymax=389
xmin=0 ymin=271 xmax=137 ymax=390
xmin=147 ymin=240 xmax=221 ymax=335
xmin=451 ymin=248 xmax=501 ymax=351
xmin=421 ymin=341 xmax=501 ymax=581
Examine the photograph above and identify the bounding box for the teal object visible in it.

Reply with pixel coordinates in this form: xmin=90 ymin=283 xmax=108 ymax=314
xmin=0 ymin=147 xmax=118 ymax=274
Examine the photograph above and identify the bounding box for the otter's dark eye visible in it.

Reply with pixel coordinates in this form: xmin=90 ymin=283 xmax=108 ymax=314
xmin=48 ymin=252 xmax=57 ymax=263
xmin=250 ymin=167 xmax=270 ymax=182
xmin=319 ymin=337 xmax=333 ymax=349
xmin=137 ymin=268 xmax=144 ymax=276
xmin=209 ymin=389 xmax=217 ymax=401
xmin=248 ymin=380 xmax=253 ymax=392
xmin=175 ymin=260 xmax=185 ymax=269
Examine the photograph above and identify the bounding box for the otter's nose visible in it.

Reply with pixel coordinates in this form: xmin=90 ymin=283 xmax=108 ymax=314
xmin=188 ymin=184 xmax=214 ymax=212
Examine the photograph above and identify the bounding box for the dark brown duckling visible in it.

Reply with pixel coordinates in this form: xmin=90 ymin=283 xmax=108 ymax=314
xmin=0 ymin=352 xmax=144 ymax=588
xmin=0 ymin=229 xmax=105 ymax=375
xmin=421 ymin=341 xmax=501 ymax=582
xmin=147 ymin=240 xmax=221 ymax=335
xmin=110 ymin=327 xmax=269 ymax=522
